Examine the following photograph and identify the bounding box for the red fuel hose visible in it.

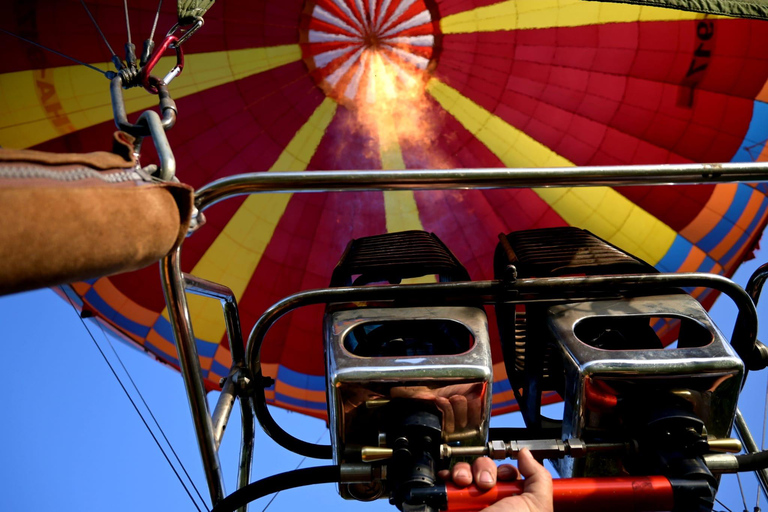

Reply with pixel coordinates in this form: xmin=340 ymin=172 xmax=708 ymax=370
xmin=446 ymin=476 xmax=675 ymax=511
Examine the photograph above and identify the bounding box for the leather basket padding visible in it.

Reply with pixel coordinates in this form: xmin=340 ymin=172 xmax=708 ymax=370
xmin=0 ymin=177 xmax=194 ymax=296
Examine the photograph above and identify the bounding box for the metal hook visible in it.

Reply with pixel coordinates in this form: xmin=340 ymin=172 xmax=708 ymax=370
xmin=111 ymin=75 xmax=177 ymax=136
xmin=141 ymin=34 xmax=184 ymax=94
xmin=135 ymin=109 xmax=177 ymax=181
xmin=167 ymin=18 xmax=205 ymax=47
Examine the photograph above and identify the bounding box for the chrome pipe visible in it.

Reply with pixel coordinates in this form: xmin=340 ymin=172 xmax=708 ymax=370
xmin=211 ymin=377 xmax=237 ymax=450
xmin=245 ymin=272 xmax=757 ymax=372
xmin=183 ymin=273 xmax=246 ymax=365
xmin=747 ymin=263 xmax=768 ymax=305
xmin=181 ymin=272 xmax=253 ymax=506
xmin=160 ymin=248 xmax=226 ymax=505
xmin=734 ymin=409 xmax=768 ymax=501
xmin=195 ymin=162 xmax=768 ymax=212
xmin=244 ymin=272 xmax=758 ymax=456
xmin=237 ymin=397 xmax=255 ymax=512
xmin=183 ymin=273 xmax=247 ymax=450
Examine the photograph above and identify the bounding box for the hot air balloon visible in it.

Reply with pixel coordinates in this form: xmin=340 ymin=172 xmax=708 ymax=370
xmin=3 ymin=0 xmax=768 ymax=509
xmin=4 ymin=0 xmax=768 ymax=416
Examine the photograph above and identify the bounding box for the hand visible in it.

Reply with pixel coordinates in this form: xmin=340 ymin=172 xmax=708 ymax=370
xmin=439 ymin=448 xmax=553 ymax=512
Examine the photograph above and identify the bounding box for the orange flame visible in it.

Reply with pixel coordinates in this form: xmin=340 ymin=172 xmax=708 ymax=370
xmin=342 ymin=46 xmax=450 ymax=169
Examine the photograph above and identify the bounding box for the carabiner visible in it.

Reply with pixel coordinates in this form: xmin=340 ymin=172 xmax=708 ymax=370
xmin=167 ymin=17 xmax=205 ymax=48
xmin=141 ymin=34 xmax=184 ymax=94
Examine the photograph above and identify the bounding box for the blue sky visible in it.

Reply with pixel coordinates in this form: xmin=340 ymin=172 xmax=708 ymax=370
xmin=1 ymin=248 xmax=768 ymax=512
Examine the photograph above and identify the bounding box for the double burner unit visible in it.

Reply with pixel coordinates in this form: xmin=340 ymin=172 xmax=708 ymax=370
xmin=323 ymin=228 xmax=744 ymax=510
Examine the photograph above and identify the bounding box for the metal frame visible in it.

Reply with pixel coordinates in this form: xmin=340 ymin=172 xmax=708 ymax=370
xmin=161 ymin=164 xmax=768 ymax=509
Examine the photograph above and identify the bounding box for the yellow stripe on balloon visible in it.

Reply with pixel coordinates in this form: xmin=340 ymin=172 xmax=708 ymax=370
xmin=0 ymin=45 xmax=302 ymax=149
xmin=440 ymin=0 xmax=711 ymax=34
xmin=426 ymin=77 xmax=677 ymax=265
xmin=426 ymin=78 xmax=570 ymax=168
xmin=376 ymin=105 xmax=424 ymax=233
xmin=175 ymin=97 xmax=338 ymax=345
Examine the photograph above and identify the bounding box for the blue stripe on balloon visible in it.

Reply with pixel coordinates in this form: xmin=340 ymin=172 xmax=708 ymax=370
xmin=277 ymin=365 xmax=326 ymax=391
xmin=210 ymin=360 xmax=230 ymax=378
xmin=85 ymin=288 xmax=151 ymax=338
xmin=655 ymin=235 xmax=692 ymax=272
xmin=731 ymin=101 xmax=768 ymax=162
xmin=151 ymin=316 xmax=219 ymax=359
xmin=274 ymin=392 xmax=326 ymax=410
xmin=721 ymin=196 xmax=768 ymax=265
xmin=697 ymin=185 xmax=752 ymax=252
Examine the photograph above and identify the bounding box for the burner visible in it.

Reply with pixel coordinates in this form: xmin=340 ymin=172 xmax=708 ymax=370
xmin=300 ymin=0 xmax=440 ymax=106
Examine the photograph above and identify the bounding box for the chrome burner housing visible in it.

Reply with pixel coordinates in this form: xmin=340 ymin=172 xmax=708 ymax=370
xmin=548 ymin=293 xmax=745 ymax=478
xmin=324 ymin=305 xmax=493 ymax=499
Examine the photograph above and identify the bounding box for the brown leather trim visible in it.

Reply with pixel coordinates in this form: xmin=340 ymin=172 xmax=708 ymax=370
xmin=0 ymin=136 xmax=194 ymax=295
xmin=0 ymin=132 xmax=136 ymax=169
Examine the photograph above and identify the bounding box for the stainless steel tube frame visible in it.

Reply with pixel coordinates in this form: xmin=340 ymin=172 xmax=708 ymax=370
xmin=246 ymin=272 xmax=757 ymax=371
xmin=195 ymin=163 xmax=768 ymax=213
xmin=244 ymin=272 xmax=758 ymax=458
xmin=160 ymin=248 xmax=226 ymax=506
xmin=182 ymin=273 xmax=246 ymax=449
xmin=182 ymin=272 xmax=255 ymax=504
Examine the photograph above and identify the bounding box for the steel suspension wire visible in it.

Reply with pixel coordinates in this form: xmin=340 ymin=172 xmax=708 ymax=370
xmin=92 ymin=316 xmax=209 ymax=510
xmin=0 ymin=28 xmax=112 ymax=77
xmin=79 ymin=0 xmax=120 ymax=63
xmin=737 ymin=472 xmax=750 ymax=512
xmin=62 ymin=292 xmax=208 ymax=512
xmin=150 ymin=0 xmax=164 ymax=41
xmin=260 ymin=431 xmax=327 ymax=512
xmin=716 ymin=497 xmax=735 ymax=512
xmin=758 ymin=372 xmax=768 ymax=509
xmin=123 ymin=0 xmax=132 ymax=44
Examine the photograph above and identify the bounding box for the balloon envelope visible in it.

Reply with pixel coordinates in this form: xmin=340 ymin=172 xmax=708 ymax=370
xmin=2 ymin=0 xmax=768 ymax=418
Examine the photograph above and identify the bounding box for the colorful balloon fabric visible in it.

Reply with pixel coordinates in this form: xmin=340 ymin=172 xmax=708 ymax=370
xmin=2 ymin=0 xmax=768 ymax=418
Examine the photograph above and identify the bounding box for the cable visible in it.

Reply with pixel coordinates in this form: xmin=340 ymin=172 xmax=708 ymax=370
xmin=715 ymin=497 xmax=735 ymax=512
xmin=210 ymin=466 xmax=341 ymax=512
xmin=92 ymin=314 xmax=209 ymax=510
xmin=735 ymin=451 xmax=768 ymax=472
xmin=737 ymin=473 xmax=750 ymax=512
xmin=758 ymin=371 xmax=768 ymax=508
xmin=149 ymin=0 xmax=164 ymax=41
xmin=252 ymin=383 xmax=332 ymax=459
xmin=123 ymin=0 xmax=132 ymax=44
xmin=260 ymin=431 xmax=327 ymax=512
xmin=0 ymin=28 xmax=111 ymax=77
xmin=62 ymin=290 xmax=208 ymax=512
xmin=79 ymin=0 xmax=119 ymax=60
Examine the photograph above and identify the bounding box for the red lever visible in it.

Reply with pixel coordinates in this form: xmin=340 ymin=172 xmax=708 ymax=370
xmin=446 ymin=476 xmax=674 ymax=512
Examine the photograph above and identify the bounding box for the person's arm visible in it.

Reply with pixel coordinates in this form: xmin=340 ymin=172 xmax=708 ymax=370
xmin=439 ymin=448 xmax=554 ymax=512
